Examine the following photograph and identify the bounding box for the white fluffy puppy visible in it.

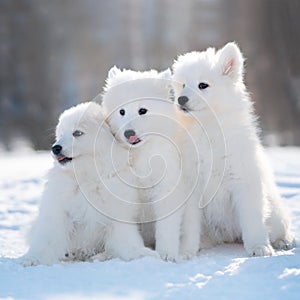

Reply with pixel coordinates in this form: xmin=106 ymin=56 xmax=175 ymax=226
xmin=102 ymin=68 xmax=188 ymax=261
xmin=22 ymin=102 xmax=156 ymax=266
xmin=172 ymin=42 xmax=295 ymax=257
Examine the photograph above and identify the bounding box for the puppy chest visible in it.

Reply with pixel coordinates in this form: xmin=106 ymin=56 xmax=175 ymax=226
xmin=203 ymin=190 xmax=239 ymax=233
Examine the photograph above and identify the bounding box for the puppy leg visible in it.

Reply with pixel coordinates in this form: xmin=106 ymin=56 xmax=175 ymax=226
xmin=154 ymin=201 xmax=185 ymax=262
xmin=21 ymin=208 xmax=68 ymax=266
xmin=105 ymin=222 xmax=158 ymax=261
xmin=267 ymin=194 xmax=296 ymax=250
xmin=180 ymin=196 xmax=201 ymax=259
xmin=232 ymin=183 xmax=273 ymax=256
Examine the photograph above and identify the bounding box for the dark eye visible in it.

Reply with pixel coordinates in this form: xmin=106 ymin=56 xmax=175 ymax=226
xmin=73 ymin=130 xmax=84 ymax=137
xmin=198 ymin=82 xmax=209 ymax=90
xmin=119 ymin=109 xmax=125 ymax=116
xmin=183 ymin=84 xmax=185 ymax=88
xmin=138 ymin=108 xmax=148 ymax=115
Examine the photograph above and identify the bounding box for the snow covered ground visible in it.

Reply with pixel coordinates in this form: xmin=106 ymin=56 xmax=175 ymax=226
xmin=0 ymin=148 xmax=300 ymax=300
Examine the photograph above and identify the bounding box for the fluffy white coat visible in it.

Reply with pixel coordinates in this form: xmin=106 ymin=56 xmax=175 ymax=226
xmin=102 ymin=68 xmax=188 ymax=261
xmin=21 ymin=102 xmax=157 ymax=266
xmin=172 ymin=42 xmax=295 ymax=257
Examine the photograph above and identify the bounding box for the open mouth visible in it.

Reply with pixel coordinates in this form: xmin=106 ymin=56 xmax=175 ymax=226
xmin=127 ymin=135 xmax=142 ymax=145
xmin=57 ymin=155 xmax=72 ymax=165
xmin=180 ymin=105 xmax=189 ymax=113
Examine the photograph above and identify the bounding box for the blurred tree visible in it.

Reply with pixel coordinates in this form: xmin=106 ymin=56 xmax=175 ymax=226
xmin=244 ymin=0 xmax=300 ymax=145
xmin=240 ymin=0 xmax=300 ymax=145
xmin=0 ymin=0 xmax=299 ymax=149
xmin=1 ymin=0 xmax=57 ymax=149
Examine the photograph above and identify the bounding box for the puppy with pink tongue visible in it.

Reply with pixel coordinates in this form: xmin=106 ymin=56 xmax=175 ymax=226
xmin=102 ymin=67 xmax=189 ymax=261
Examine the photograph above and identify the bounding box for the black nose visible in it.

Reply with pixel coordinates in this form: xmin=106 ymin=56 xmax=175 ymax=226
xmin=52 ymin=144 xmax=62 ymax=155
xmin=124 ymin=129 xmax=136 ymax=139
xmin=178 ymin=96 xmax=189 ymax=106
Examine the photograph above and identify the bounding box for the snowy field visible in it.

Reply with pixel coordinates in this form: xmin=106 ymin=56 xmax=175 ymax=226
xmin=0 ymin=148 xmax=300 ymax=300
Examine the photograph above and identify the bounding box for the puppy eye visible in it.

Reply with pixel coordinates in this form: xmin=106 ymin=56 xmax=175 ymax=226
xmin=73 ymin=130 xmax=84 ymax=137
xmin=138 ymin=108 xmax=148 ymax=115
xmin=183 ymin=84 xmax=185 ymax=88
xmin=119 ymin=109 xmax=125 ymax=116
xmin=198 ymin=82 xmax=209 ymax=90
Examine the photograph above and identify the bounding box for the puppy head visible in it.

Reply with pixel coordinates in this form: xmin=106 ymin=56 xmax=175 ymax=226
xmin=102 ymin=67 xmax=174 ymax=148
xmin=172 ymin=42 xmax=245 ymax=113
xmin=110 ymin=99 xmax=177 ymax=148
xmin=52 ymin=102 xmax=109 ymax=168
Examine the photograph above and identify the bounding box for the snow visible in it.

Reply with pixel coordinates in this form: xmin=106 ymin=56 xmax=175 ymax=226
xmin=0 ymin=147 xmax=300 ymax=300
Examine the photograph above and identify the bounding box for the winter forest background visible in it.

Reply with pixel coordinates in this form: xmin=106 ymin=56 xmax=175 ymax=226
xmin=1 ymin=0 xmax=300 ymax=150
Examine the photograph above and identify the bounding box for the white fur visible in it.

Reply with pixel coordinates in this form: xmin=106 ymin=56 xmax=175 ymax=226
xmin=102 ymin=68 xmax=187 ymax=261
xmin=172 ymin=42 xmax=295 ymax=257
xmin=21 ymin=102 xmax=157 ymax=266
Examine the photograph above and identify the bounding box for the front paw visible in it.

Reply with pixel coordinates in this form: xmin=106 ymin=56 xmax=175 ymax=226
xmin=180 ymin=250 xmax=198 ymax=260
xmin=117 ymin=247 xmax=159 ymax=261
xmin=272 ymin=236 xmax=296 ymax=250
xmin=20 ymin=251 xmax=61 ymax=266
xmin=157 ymin=249 xmax=178 ymax=262
xmin=20 ymin=253 xmax=52 ymax=266
xmin=20 ymin=256 xmax=40 ymax=267
xmin=91 ymin=251 xmax=112 ymax=262
xmin=248 ymin=244 xmax=274 ymax=257
xmin=140 ymin=247 xmax=160 ymax=259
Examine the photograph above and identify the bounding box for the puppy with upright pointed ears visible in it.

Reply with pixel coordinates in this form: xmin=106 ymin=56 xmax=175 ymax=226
xmin=172 ymin=42 xmax=295 ymax=258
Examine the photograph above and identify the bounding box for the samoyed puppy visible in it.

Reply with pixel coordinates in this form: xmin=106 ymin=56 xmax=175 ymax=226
xmin=102 ymin=67 xmax=190 ymax=261
xmin=172 ymin=42 xmax=295 ymax=257
xmin=21 ymin=102 xmax=157 ymax=266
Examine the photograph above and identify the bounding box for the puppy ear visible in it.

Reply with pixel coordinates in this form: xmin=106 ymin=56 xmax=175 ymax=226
xmin=108 ymin=66 xmax=121 ymax=79
xmin=217 ymin=42 xmax=244 ymax=80
xmin=158 ymin=68 xmax=172 ymax=79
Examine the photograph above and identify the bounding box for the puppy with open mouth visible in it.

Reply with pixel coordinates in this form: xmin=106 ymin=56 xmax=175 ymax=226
xmin=102 ymin=67 xmax=191 ymax=261
xmin=21 ymin=102 xmax=158 ymax=266
xmin=52 ymin=145 xmax=72 ymax=164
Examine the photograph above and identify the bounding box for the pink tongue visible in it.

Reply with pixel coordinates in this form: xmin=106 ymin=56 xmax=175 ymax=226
xmin=128 ymin=135 xmax=139 ymax=144
xmin=58 ymin=156 xmax=65 ymax=161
